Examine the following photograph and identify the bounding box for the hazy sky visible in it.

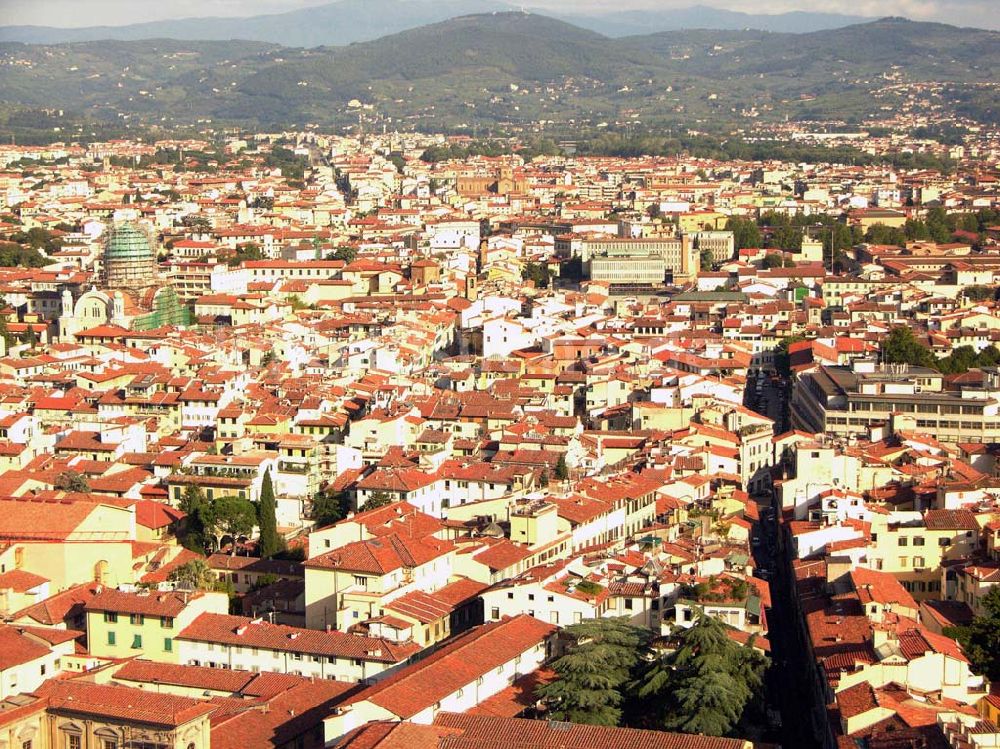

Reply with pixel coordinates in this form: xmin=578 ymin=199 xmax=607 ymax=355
xmin=0 ymin=0 xmax=994 ymax=28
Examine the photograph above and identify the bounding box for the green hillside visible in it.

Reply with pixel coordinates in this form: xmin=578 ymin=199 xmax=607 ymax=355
xmin=0 ymin=13 xmax=996 ymax=137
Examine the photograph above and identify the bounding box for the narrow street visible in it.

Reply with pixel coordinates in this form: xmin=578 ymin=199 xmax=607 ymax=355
xmin=748 ymin=371 xmax=822 ymax=748
xmin=755 ymin=510 xmax=823 ymax=749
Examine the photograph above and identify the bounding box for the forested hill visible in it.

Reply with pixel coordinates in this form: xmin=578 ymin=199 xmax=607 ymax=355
xmin=0 ymin=13 xmax=997 ymax=136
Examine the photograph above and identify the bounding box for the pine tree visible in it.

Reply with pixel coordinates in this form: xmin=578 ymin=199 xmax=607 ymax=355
xmin=258 ymin=469 xmax=282 ymax=558
xmin=634 ymin=610 xmax=769 ymax=736
xmin=537 ymin=617 xmax=649 ymax=726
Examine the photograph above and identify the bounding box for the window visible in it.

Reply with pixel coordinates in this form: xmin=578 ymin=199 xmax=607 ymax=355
xmin=107 ymin=631 xmax=116 ymax=646
xmin=161 ymin=617 xmax=174 ymax=628
xmin=103 ymin=612 xmax=118 ymax=623
xmin=103 ymin=741 xmax=117 ymax=749
xmin=913 ymin=537 xmax=925 ymax=547
xmin=164 ymin=638 xmax=173 ymax=652
xmin=507 ymin=592 xmax=514 ymax=600
xmin=898 ymin=537 xmax=908 ymax=547
xmin=527 ymin=594 xmax=534 ymax=601
xmin=624 ymin=599 xmax=634 ymax=610
xmin=40 ymin=664 xmax=46 ymax=676
xmin=23 ymin=741 xmax=32 ymax=749
xmin=68 ymin=736 xmax=81 ymax=749
xmin=131 ymin=634 xmax=142 ymax=649
xmin=129 ymin=614 xmax=144 ymax=626
xmin=490 ymin=607 xmax=500 ymax=620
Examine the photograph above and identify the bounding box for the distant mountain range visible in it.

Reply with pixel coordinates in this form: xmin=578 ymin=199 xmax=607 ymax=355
xmin=0 ymin=1 xmax=875 ymax=47
xmin=0 ymin=13 xmax=997 ymax=135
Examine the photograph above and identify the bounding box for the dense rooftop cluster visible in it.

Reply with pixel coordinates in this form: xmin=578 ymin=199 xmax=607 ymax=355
xmin=0 ymin=128 xmax=996 ymax=749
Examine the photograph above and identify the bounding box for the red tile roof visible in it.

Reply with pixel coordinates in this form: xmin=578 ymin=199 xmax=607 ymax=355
xmin=305 ymin=533 xmax=454 ymax=575
xmin=347 ymin=615 xmax=556 ymax=719
xmin=432 ymin=713 xmax=752 ymax=748
xmin=177 ymin=613 xmax=420 ymax=663
xmin=84 ymin=588 xmax=204 ymax=617
xmin=36 ymin=680 xmax=215 ymax=727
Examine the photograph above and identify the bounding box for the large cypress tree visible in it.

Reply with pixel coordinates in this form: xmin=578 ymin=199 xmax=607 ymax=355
xmin=258 ymin=469 xmax=283 ymax=558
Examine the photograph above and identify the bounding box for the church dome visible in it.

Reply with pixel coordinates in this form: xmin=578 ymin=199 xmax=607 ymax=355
xmin=101 ymin=222 xmax=157 ymax=291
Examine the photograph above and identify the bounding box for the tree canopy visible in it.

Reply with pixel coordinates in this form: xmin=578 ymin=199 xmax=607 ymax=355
xmin=880 ymin=327 xmax=938 ymax=370
xmin=634 ymin=611 xmax=769 ymax=736
xmin=537 ymin=617 xmax=650 ymax=726
xmin=168 ymin=559 xmax=217 ymax=591
xmin=311 ymin=489 xmax=349 ymax=528
xmin=962 ymin=586 xmax=1000 ymax=681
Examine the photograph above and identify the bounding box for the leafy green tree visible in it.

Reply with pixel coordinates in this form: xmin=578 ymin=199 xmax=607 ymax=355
xmin=169 ymin=559 xmax=216 ymax=591
xmin=211 ymin=495 xmax=258 ymax=553
xmin=904 ymin=218 xmax=930 ymax=241
xmin=226 ymin=242 xmax=263 ymax=267
xmin=538 ymin=617 xmax=650 ymax=726
xmin=634 ymin=611 xmax=768 ymax=736
xmin=865 ymin=224 xmax=907 ymax=246
xmin=54 ymin=471 xmax=90 ymax=493
xmin=522 ymin=261 xmax=550 ymax=289
xmin=257 ymin=469 xmax=283 ymax=558
xmin=938 ymin=344 xmax=1000 ymax=375
xmin=699 ymin=248 xmax=715 ymax=271
xmin=725 ymin=217 xmax=761 ymax=250
xmin=964 ymin=285 xmax=996 ymax=302
xmin=880 ymin=327 xmax=938 ymax=370
xmin=926 ymin=206 xmax=952 ymax=244
xmin=0 ymin=241 xmax=48 ymax=267
xmin=311 ymin=489 xmax=349 ymax=527
xmin=329 ymin=246 xmax=358 ymax=263
xmin=387 ymin=152 xmax=406 ymax=173
xmin=363 ymin=490 xmax=394 ymax=510
xmin=182 ymin=215 xmax=211 ymax=232
xmin=179 ymin=485 xmax=212 ymax=552
xmin=964 ymin=586 xmax=1000 ymax=681
xmin=770 ymin=225 xmax=803 ymax=252
xmin=761 ymin=253 xmax=785 ymax=269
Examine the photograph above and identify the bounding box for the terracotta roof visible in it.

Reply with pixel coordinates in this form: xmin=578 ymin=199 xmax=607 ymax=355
xmin=84 ymin=588 xmax=203 ymax=617
xmin=432 ymin=713 xmax=752 ymax=748
xmin=0 ymin=625 xmax=53 ymax=670
xmin=36 ymin=680 xmax=215 ymax=727
xmin=177 ymin=613 xmax=420 ymax=663
xmin=305 ymin=533 xmax=454 ymax=575
xmin=347 ymin=615 xmax=556 ymax=719
xmin=11 ymin=582 xmax=99 ymax=626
